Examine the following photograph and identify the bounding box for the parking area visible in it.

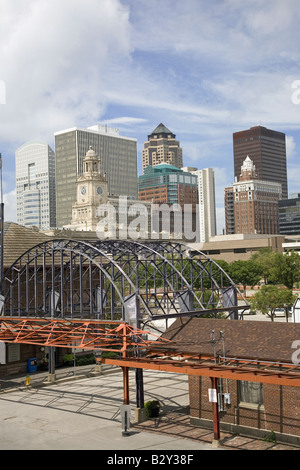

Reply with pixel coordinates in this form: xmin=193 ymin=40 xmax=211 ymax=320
xmin=0 ymin=366 xmax=298 ymax=451
xmin=0 ymin=368 xmax=217 ymax=451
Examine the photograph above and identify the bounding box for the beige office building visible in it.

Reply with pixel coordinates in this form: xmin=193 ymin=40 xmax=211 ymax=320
xmin=54 ymin=125 xmax=138 ymax=228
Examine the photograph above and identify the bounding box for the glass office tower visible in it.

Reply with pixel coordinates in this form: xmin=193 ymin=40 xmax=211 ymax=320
xmin=54 ymin=125 xmax=138 ymax=228
xmin=15 ymin=141 xmax=56 ymax=229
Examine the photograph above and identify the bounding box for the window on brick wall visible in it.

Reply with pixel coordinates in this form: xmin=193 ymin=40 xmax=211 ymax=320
xmin=239 ymin=381 xmax=264 ymax=406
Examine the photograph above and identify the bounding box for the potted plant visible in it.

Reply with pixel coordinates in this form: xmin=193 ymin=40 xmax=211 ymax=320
xmin=145 ymin=400 xmax=161 ymax=418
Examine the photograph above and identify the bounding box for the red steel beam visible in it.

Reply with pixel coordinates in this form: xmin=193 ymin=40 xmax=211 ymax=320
xmin=100 ymin=356 xmax=300 ymax=388
xmin=0 ymin=317 xmax=171 ymax=352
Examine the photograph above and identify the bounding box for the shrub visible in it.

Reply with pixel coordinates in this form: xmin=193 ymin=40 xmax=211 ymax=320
xmin=145 ymin=400 xmax=161 ymax=418
xmin=76 ymin=354 xmax=96 ymax=366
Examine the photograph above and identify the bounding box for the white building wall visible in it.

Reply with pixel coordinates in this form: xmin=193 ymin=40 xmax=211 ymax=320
xmin=182 ymin=167 xmax=217 ymax=242
xmin=15 ymin=141 xmax=56 ymax=229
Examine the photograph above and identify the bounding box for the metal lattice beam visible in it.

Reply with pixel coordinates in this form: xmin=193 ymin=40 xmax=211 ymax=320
xmin=0 ymin=318 xmax=171 ymax=352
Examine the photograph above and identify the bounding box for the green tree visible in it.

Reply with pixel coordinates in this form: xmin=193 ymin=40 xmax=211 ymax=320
xmin=228 ymin=259 xmax=262 ymax=295
xmin=250 ymin=247 xmax=277 ymax=285
xmin=250 ymin=285 xmax=297 ymax=322
xmin=269 ymin=251 xmax=300 ymax=289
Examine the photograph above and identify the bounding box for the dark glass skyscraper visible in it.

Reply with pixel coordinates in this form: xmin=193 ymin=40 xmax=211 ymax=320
xmin=233 ymin=126 xmax=288 ymax=199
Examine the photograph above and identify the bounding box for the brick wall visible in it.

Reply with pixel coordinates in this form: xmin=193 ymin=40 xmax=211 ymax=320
xmin=189 ymin=375 xmax=300 ymax=438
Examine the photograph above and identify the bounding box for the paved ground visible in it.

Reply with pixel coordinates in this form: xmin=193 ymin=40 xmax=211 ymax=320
xmin=0 ymin=365 xmax=298 ymax=452
xmin=0 ymin=367 xmax=218 ymax=451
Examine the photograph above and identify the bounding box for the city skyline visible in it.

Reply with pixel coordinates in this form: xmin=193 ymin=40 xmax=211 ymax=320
xmin=1 ymin=1 xmax=300 ymax=234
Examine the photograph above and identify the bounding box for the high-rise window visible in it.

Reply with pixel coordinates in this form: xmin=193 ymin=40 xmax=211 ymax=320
xmin=28 ymin=163 xmax=36 ymax=187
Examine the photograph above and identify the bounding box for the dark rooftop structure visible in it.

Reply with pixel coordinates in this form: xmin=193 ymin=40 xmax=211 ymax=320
xmin=162 ymin=317 xmax=300 ymax=364
xmin=148 ymin=123 xmax=176 ymax=139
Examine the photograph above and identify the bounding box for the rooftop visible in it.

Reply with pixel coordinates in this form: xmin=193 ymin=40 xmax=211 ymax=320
xmin=54 ymin=125 xmax=137 ymax=142
xmin=145 ymin=162 xmax=182 ymax=173
xmin=3 ymin=222 xmax=51 ymax=267
xmin=161 ymin=317 xmax=300 ymax=364
xmin=148 ymin=123 xmax=175 ymax=139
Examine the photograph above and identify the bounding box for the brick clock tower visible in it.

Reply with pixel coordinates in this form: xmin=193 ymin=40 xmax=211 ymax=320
xmin=65 ymin=146 xmax=108 ymax=231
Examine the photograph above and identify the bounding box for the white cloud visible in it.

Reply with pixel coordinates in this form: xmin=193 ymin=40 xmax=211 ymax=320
xmin=103 ymin=117 xmax=147 ymax=126
xmin=3 ymin=189 xmax=16 ymax=222
xmin=286 ymin=136 xmax=296 ymax=159
xmin=0 ymin=0 xmax=132 ymax=144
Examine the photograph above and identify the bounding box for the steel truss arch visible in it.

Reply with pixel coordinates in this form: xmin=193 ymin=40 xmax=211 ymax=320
xmin=1 ymin=239 xmax=248 ymax=324
xmin=1 ymin=239 xmax=150 ymax=321
xmin=138 ymin=240 xmax=248 ymax=316
xmin=91 ymin=239 xmax=206 ymax=314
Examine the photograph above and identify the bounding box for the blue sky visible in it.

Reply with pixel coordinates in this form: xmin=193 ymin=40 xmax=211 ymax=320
xmin=0 ymin=0 xmax=300 ymax=233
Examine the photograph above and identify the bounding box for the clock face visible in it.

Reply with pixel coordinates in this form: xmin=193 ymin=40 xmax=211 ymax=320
xmin=81 ymin=186 xmax=86 ymax=195
xmin=97 ymin=186 xmax=103 ymax=195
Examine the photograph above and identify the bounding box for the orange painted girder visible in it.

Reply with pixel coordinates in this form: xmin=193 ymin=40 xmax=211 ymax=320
xmin=100 ymin=357 xmax=300 ymax=388
xmin=0 ymin=317 xmax=171 ymax=352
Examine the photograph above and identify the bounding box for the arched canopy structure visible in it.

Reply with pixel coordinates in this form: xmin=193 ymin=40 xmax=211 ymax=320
xmin=1 ymin=239 xmax=248 ymax=328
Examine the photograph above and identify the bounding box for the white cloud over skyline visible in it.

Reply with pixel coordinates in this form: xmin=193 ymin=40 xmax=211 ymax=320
xmin=0 ymin=0 xmax=300 ymax=232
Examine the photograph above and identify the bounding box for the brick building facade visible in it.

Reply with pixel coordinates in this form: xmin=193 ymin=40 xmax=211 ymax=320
xmin=163 ymin=317 xmax=300 ymax=445
xmin=225 ymin=156 xmax=282 ymax=235
xmin=189 ymin=375 xmax=300 ymax=441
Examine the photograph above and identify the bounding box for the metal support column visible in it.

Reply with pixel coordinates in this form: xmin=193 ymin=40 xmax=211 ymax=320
xmin=136 ymin=368 xmax=144 ymax=408
xmin=123 ymin=367 xmax=130 ymax=405
xmin=135 ymin=296 xmax=145 ymax=409
xmin=211 ymin=376 xmax=220 ymax=442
